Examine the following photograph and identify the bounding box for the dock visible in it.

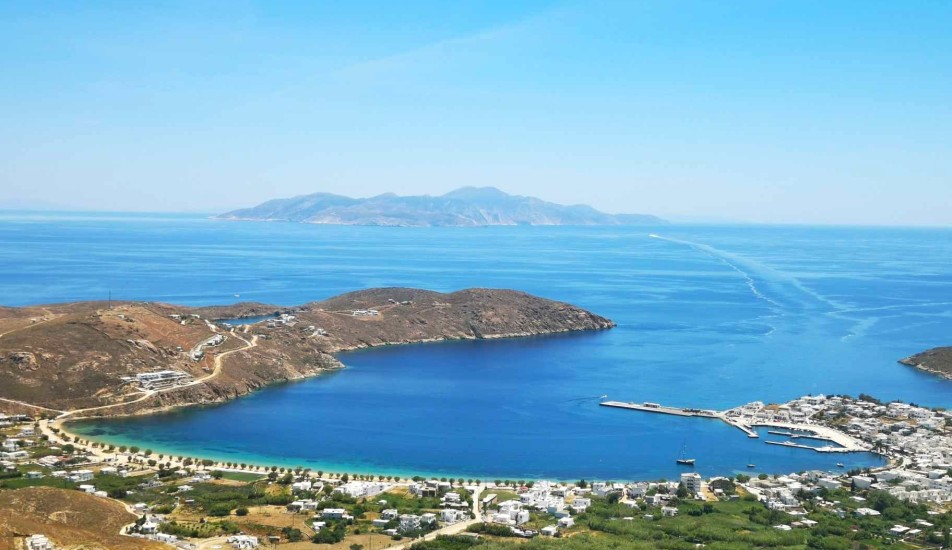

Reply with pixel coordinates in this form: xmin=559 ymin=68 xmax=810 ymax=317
xmin=765 ymin=440 xmax=851 ymax=453
xmin=600 ymin=401 xmax=717 ymax=418
xmin=600 ymin=401 xmax=760 ymax=438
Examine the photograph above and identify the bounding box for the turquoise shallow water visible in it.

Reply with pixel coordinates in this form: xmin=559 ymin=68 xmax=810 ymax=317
xmin=2 ymin=213 xmax=949 ymax=479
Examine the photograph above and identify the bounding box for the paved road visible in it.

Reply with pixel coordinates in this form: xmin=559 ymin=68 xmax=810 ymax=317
xmin=58 ymin=332 xmax=257 ymax=419
xmin=0 ymin=313 xmax=257 ymax=420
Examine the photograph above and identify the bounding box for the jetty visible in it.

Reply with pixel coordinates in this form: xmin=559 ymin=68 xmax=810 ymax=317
xmin=600 ymin=401 xmax=759 ymax=438
xmin=765 ymin=440 xmax=852 ymax=453
xmin=600 ymin=401 xmax=717 ymax=418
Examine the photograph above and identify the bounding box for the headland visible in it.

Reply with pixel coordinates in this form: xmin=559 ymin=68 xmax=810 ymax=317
xmin=0 ymin=287 xmax=615 ymax=419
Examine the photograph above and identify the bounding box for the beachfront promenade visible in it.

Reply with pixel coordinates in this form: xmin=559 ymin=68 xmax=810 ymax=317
xmin=600 ymin=400 xmax=867 ymax=453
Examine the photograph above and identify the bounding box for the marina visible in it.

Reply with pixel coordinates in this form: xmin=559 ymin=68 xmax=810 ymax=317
xmin=602 ymin=399 xmax=870 ymax=455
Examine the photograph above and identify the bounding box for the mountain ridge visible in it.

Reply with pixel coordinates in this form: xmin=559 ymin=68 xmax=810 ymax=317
xmin=216 ymin=187 xmax=665 ymax=227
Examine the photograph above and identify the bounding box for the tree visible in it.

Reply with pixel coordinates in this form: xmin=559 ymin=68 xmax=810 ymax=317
xmin=350 ymin=545 xmax=364 ymax=550
xmin=676 ymin=482 xmax=689 ymax=499
xmin=236 ymin=507 xmax=249 ymax=516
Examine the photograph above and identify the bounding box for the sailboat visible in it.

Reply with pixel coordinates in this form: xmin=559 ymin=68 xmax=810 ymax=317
xmin=747 ymin=455 xmax=756 ymax=468
xmin=675 ymin=442 xmax=695 ymax=466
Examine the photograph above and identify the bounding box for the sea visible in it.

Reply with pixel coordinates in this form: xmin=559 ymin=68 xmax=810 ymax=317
xmin=2 ymin=211 xmax=950 ymax=481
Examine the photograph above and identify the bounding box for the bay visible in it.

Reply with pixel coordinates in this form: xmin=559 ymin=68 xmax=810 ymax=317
xmin=2 ymin=212 xmax=949 ymax=479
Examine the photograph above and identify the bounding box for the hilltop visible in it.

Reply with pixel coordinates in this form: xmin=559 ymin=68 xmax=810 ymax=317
xmin=899 ymin=346 xmax=952 ymax=380
xmin=0 ymin=288 xmax=613 ymax=416
xmin=216 ymin=187 xmax=665 ymax=227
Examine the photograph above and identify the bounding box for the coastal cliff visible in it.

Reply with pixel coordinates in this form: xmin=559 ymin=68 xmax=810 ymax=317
xmin=899 ymin=347 xmax=952 ymax=380
xmin=0 ymin=288 xmax=614 ymax=416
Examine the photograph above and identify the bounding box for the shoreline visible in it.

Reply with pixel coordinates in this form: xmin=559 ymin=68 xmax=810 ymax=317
xmin=902 ymin=361 xmax=952 ymax=381
xmin=55 ymin=417 xmax=885 ymax=484
xmin=55 ymin=391 xmax=887 ymax=483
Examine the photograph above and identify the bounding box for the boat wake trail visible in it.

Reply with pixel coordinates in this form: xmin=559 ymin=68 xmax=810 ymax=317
xmin=648 ymin=233 xmax=845 ymax=316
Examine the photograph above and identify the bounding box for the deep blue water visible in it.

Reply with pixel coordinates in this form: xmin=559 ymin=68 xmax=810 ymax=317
xmin=2 ymin=212 xmax=950 ymax=480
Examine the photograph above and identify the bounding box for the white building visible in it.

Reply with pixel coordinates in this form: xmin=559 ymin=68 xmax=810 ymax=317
xmin=227 ymin=534 xmax=259 ymax=549
xmin=680 ymin=472 xmax=702 ymax=496
xmin=69 ymin=470 xmax=94 ymax=482
xmin=399 ymin=514 xmax=421 ymax=532
xmin=26 ymin=534 xmax=55 ymax=550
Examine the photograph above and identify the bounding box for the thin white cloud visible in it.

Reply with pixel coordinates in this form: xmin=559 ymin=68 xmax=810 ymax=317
xmin=336 ymin=3 xmax=574 ymax=80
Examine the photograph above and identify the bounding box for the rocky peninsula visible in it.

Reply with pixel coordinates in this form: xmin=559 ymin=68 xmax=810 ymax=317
xmin=0 ymin=288 xmax=614 ymax=417
xmin=899 ymin=346 xmax=952 ymax=380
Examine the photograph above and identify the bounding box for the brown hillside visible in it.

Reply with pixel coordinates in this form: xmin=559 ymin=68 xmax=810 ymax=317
xmin=0 ymin=288 xmax=614 ymax=415
xmin=0 ymin=487 xmax=165 ymax=550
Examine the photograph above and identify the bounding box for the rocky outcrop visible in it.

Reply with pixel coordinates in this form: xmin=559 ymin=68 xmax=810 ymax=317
xmin=5 ymin=352 xmax=38 ymax=371
xmin=900 ymin=347 xmax=952 ymax=380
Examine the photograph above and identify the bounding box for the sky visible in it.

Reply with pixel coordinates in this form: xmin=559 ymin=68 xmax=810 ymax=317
xmin=1 ymin=1 xmax=950 ymax=225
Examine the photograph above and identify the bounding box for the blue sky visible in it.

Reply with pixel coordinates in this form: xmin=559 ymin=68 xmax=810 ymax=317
xmin=1 ymin=1 xmax=950 ymax=225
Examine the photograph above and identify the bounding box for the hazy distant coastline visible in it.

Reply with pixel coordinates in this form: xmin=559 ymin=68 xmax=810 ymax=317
xmin=216 ymin=186 xmax=666 ymax=227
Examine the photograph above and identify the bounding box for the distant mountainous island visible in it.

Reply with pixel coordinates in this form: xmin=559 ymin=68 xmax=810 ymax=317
xmin=216 ymin=187 xmax=665 ymax=227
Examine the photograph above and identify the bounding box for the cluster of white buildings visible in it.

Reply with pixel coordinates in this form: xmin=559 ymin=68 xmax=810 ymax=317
xmin=2 ymin=425 xmax=37 ymax=460
xmin=763 ymin=395 xmax=952 ymax=504
xmin=0 ymin=413 xmax=30 ymax=428
xmin=124 ymin=369 xmax=192 ymax=390
xmin=408 ymin=478 xmax=453 ymax=497
xmin=395 ymin=512 xmax=437 ymax=534
xmin=291 ymin=478 xmax=322 ymax=493
xmin=265 ymin=313 xmax=298 ymax=328
xmin=351 ymin=309 xmax=380 ymax=317
xmin=485 ymin=480 xmax=593 ymax=537
xmin=190 ymin=333 xmax=225 ymax=361
xmin=226 ymin=534 xmax=259 ymax=548
xmin=334 ymin=480 xmax=391 ymax=498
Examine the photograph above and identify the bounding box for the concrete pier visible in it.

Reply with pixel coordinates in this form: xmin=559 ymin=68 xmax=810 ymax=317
xmin=600 ymin=400 xmax=760 ymax=438
xmin=765 ymin=440 xmax=852 ymax=453
xmin=599 ymin=401 xmax=717 ymax=418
